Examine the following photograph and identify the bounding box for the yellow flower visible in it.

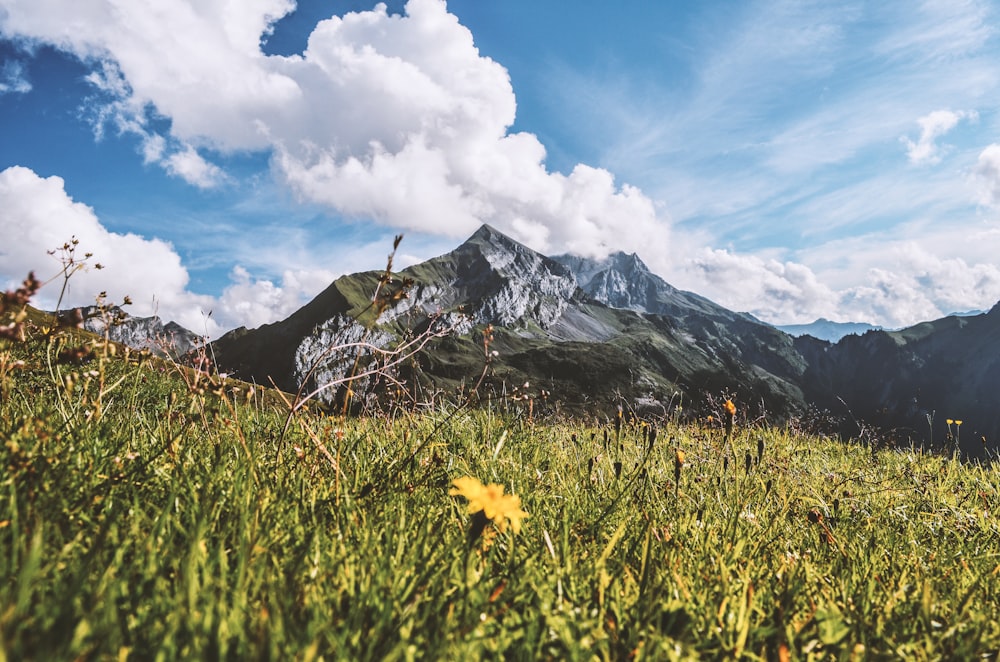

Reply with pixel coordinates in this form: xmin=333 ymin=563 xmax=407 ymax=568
xmin=724 ymin=400 xmax=736 ymax=417
xmin=955 ymin=420 xmax=963 ymax=426
xmin=947 ymin=419 xmax=954 ymax=425
xmin=450 ymin=476 xmax=529 ymax=534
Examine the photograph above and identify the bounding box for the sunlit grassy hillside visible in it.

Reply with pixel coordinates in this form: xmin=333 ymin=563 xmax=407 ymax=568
xmin=2 ymin=297 xmax=1000 ymax=660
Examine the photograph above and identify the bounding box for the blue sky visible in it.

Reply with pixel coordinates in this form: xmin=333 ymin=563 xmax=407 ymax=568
xmin=2 ymin=0 xmax=1000 ymax=336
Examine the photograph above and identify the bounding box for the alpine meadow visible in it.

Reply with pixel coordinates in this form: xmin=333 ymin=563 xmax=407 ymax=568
xmin=2 ymin=239 xmax=1000 ymax=660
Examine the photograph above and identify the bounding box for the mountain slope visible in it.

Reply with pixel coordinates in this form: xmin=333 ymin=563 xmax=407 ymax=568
xmin=559 ymin=249 xmax=1000 ymax=455
xmin=555 ymin=250 xmax=809 ymax=393
xmin=554 ymin=251 xmax=733 ymax=320
xmin=796 ymin=306 xmax=1000 ymax=456
xmin=212 ymin=226 xmax=809 ymax=417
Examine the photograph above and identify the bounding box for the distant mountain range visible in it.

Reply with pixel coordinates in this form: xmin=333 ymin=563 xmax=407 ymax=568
xmin=95 ymin=224 xmax=1000 ymax=459
xmin=779 ymin=310 xmax=986 ymax=343
xmin=777 ymin=319 xmax=882 ymax=342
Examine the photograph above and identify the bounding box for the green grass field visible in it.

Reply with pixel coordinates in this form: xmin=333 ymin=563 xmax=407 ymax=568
xmin=2 ymin=309 xmax=999 ymax=660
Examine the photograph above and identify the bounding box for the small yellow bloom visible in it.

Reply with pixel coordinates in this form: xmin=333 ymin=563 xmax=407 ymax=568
xmin=947 ymin=419 xmax=954 ymax=425
xmin=724 ymin=400 xmax=736 ymax=417
xmin=955 ymin=420 xmax=963 ymax=426
xmin=450 ymin=476 xmax=529 ymax=534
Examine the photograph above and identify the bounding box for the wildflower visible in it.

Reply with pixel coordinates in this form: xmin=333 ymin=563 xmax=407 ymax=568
xmin=450 ymin=477 xmax=529 ymax=535
xmin=723 ymin=399 xmax=736 ymax=439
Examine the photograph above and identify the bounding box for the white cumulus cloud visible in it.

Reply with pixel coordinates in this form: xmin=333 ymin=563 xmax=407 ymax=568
xmin=682 ymin=249 xmax=839 ymax=323
xmin=0 ymin=0 xmax=666 ymax=257
xmin=164 ymin=145 xmax=228 ymax=189
xmin=217 ymin=265 xmax=336 ymax=330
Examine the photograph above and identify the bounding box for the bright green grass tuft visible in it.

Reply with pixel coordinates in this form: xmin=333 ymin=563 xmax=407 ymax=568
xmin=1 ymin=329 xmax=999 ymax=660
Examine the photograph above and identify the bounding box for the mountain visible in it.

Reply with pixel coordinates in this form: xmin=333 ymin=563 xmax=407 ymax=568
xmin=794 ymin=306 xmax=1000 ymax=456
xmin=211 ymin=225 xmax=810 ymax=418
xmin=208 ymin=224 xmax=1000 ymax=459
xmin=554 ymin=250 xmax=809 ymax=398
xmin=72 ymin=305 xmax=204 ymax=359
xmin=777 ymin=318 xmax=881 ymax=342
xmin=553 ymin=251 xmax=739 ymax=320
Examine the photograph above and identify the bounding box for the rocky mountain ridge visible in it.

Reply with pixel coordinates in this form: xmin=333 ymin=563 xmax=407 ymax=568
xmin=553 ymin=250 xmax=738 ymax=321
xmin=210 ymin=225 xmax=811 ymax=420
xmin=73 ymin=305 xmax=205 ymax=359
